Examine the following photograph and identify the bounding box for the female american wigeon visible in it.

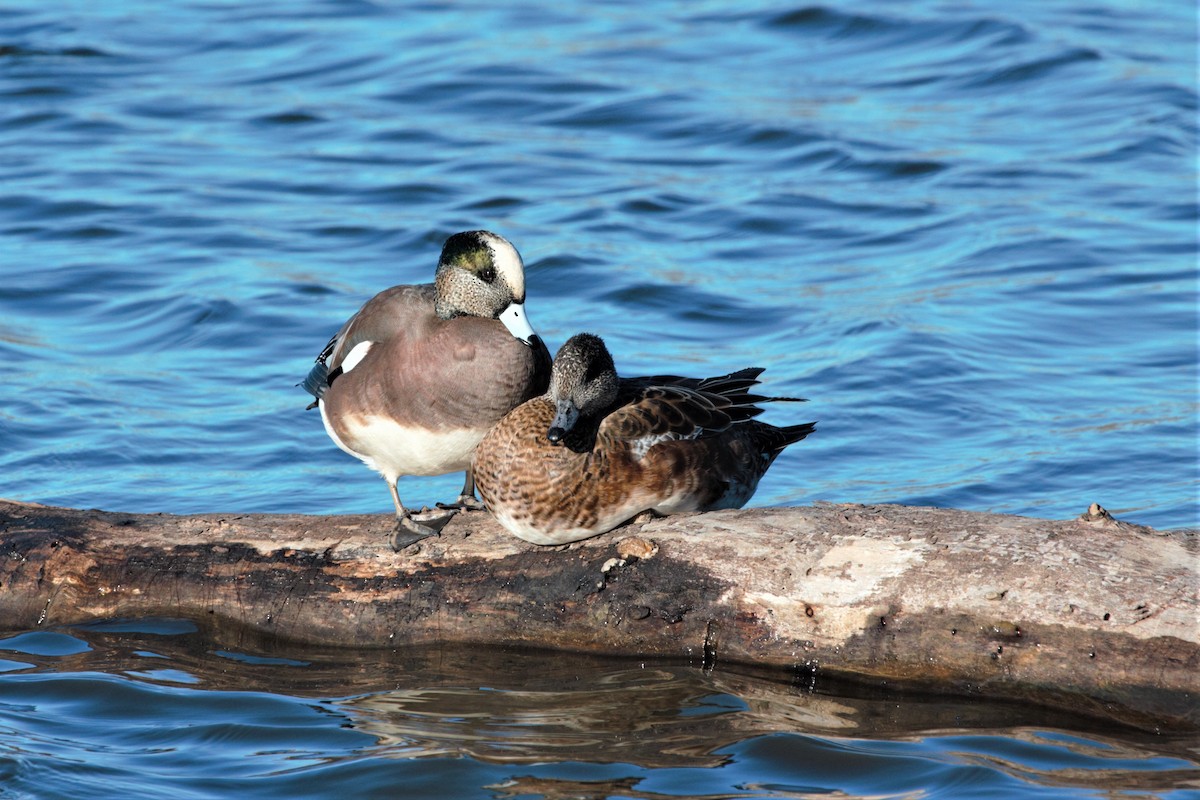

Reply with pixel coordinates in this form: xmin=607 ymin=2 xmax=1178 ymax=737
xmin=473 ymin=333 xmax=816 ymax=545
xmin=302 ymin=231 xmax=552 ymax=550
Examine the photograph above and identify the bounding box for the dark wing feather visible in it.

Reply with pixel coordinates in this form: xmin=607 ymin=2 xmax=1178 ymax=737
xmin=694 ymin=367 xmax=764 ymax=395
xmin=299 ymin=332 xmax=339 ymax=407
xmin=600 ymin=384 xmax=734 ymax=445
xmin=301 ymin=361 xmax=330 ymax=407
xmin=602 ymin=368 xmax=767 ymax=443
xmin=754 ymin=420 xmax=817 ymax=456
xmin=600 ymin=367 xmax=809 ymax=446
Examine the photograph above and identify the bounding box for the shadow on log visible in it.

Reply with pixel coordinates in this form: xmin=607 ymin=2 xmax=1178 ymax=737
xmin=1 ymin=498 xmax=1196 ymax=731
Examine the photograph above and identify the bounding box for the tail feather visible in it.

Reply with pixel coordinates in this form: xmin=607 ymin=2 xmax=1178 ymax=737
xmin=300 ymin=360 xmax=330 ymax=408
xmin=740 ymin=392 xmax=807 ymax=406
xmin=628 ymin=366 xmax=814 ymax=443
xmin=713 ymin=375 xmax=807 ymax=424
xmin=755 ymin=420 xmax=817 ymax=457
xmin=299 ymin=331 xmax=340 ymax=409
xmin=698 ymin=367 xmax=765 ymax=397
xmin=772 ymin=420 xmax=817 ymax=451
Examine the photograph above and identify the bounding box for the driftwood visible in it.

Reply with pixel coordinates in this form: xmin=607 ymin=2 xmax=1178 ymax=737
xmin=1 ymin=498 xmax=1196 ymax=731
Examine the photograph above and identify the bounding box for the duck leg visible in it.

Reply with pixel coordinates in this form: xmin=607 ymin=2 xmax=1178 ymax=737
xmin=435 ymin=468 xmax=488 ymax=512
xmin=387 ymin=480 xmax=454 ymax=551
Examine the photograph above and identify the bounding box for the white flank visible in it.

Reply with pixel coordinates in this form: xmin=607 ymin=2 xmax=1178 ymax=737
xmin=324 ymin=411 xmax=482 ymax=481
xmin=319 ymin=400 xmax=369 ymax=464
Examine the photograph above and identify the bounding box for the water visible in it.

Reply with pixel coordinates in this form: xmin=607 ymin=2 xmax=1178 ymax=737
xmin=0 ymin=0 xmax=1196 ymax=797
xmin=1 ymin=620 xmax=1197 ymax=800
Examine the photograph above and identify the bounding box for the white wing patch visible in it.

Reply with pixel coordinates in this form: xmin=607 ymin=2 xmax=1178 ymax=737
xmin=629 ymin=426 xmax=702 ymax=460
xmin=340 ymin=340 xmax=373 ymax=374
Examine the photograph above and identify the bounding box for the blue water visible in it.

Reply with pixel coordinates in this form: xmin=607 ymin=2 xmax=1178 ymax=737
xmin=1 ymin=0 xmax=1197 ymax=797
xmin=2 ymin=620 xmax=1198 ymax=800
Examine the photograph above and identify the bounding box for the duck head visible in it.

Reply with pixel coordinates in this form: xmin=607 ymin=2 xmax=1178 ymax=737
xmin=434 ymin=230 xmax=539 ymax=347
xmin=547 ymin=333 xmax=619 ymax=444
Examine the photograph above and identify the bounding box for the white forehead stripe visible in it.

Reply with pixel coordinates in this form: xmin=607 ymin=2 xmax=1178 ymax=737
xmin=484 ymin=233 xmax=526 ymax=300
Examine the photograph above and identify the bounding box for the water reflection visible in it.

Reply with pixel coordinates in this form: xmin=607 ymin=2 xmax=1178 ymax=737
xmin=339 ymin=658 xmax=874 ymax=768
xmin=3 ymin=618 xmax=1194 ymax=799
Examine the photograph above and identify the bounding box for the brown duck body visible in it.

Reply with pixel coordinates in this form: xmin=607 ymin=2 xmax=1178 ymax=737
xmin=317 ymin=284 xmax=549 ymax=480
xmin=474 ymin=368 xmax=815 ymax=545
xmin=302 ymin=230 xmax=552 ymax=549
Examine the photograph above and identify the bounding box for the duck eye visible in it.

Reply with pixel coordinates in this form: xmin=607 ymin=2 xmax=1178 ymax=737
xmin=479 ymin=267 xmax=496 ymax=284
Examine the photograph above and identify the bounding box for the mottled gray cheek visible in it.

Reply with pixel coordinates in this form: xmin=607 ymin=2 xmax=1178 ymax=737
xmin=550 ymin=399 xmax=580 ymax=436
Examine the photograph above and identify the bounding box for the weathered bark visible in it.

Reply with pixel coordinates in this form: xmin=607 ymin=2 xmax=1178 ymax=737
xmin=1 ymin=498 xmax=1196 ymax=730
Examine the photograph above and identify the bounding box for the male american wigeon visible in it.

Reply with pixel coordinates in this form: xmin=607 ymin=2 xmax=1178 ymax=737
xmin=302 ymin=230 xmax=552 ymax=550
xmin=473 ymin=333 xmax=816 ymax=545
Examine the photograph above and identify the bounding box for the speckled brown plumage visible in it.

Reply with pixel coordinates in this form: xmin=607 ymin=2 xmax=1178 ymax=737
xmin=473 ymin=334 xmax=815 ymax=545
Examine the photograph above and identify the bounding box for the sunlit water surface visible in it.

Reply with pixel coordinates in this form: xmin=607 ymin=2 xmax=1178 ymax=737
xmin=1 ymin=620 xmax=1198 ymax=800
xmin=0 ymin=0 xmax=1196 ymax=797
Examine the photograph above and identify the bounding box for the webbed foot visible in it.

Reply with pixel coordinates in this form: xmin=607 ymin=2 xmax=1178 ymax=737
xmin=389 ymin=508 xmax=456 ymax=551
xmin=436 ymin=493 xmax=487 ymax=512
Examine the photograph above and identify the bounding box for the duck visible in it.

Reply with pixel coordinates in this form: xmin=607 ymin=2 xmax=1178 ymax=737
xmin=302 ymin=230 xmax=552 ymax=550
xmin=473 ymin=333 xmax=816 ymax=545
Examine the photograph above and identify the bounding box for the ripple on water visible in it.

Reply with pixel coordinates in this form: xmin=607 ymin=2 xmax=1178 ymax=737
xmin=0 ymin=624 xmax=1196 ymax=799
xmin=0 ymin=0 xmax=1196 ymax=792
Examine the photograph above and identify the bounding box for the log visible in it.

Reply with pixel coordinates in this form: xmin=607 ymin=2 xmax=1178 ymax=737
xmin=1 ymin=498 xmax=1196 ymax=731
